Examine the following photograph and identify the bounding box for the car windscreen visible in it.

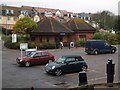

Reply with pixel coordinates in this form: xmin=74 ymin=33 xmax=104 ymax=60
xmin=56 ymin=57 xmax=66 ymax=63
xmin=27 ymin=52 xmax=36 ymax=57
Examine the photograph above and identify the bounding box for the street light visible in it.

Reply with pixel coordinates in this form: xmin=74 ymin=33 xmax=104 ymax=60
xmin=5 ymin=4 xmax=8 ymax=36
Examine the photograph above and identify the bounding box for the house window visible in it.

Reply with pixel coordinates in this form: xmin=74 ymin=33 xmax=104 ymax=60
xmin=86 ymin=17 xmax=88 ymax=20
xmin=7 ymin=16 xmax=10 ymax=20
xmin=79 ymin=35 xmax=86 ymax=41
xmin=20 ymin=10 xmax=24 ymax=14
xmin=13 ymin=17 xmax=17 ymax=21
xmin=11 ymin=10 xmax=14 ymax=14
xmin=25 ymin=11 xmax=28 ymax=16
xmin=35 ymin=12 xmax=38 ymax=15
xmin=0 ymin=16 xmax=1 ymax=19
xmin=47 ymin=37 xmax=49 ymax=42
xmin=7 ymin=25 xmax=11 ymax=29
xmin=6 ymin=9 xmax=9 ymax=14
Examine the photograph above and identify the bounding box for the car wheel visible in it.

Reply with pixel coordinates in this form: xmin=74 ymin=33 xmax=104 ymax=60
xmin=54 ymin=69 xmax=62 ymax=76
xmin=94 ymin=50 xmax=98 ymax=55
xmin=25 ymin=62 xmax=31 ymax=67
xmin=111 ymin=49 xmax=115 ymax=53
xmin=82 ymin=66 xmax=87 ymax=72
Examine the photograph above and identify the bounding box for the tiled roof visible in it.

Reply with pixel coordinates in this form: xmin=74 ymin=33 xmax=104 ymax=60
xmin=65 ymin=18 xmax=96 ymax=31
xmin=60 ymin=10 xmax=68 ymax=14
xmin=1 ymin=6 xmax=21 ymax=16
xmin=34 ymin=17 xmax=73 ymax=33
xmin=34 ymin=7 xmax=57 ymax=14
xmin=21 ymin=5 xmax=34 ymax=10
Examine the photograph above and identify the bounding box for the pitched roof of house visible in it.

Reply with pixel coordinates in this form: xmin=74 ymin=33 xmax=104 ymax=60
xmin=65 ymin=18 xmax=96 ymax=31
xmin=34 ymin=17 xmax=73 ymax=34
xmin=33 ymin=7 xmax=57 ymax=14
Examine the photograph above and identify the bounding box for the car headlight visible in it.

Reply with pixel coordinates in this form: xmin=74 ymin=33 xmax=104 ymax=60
xmin=20 ymin=59 xmax=23 ymax=62
xmin=51 ymin=66 xmax=55 ymax=69
xmin=45 ymin=64 xmax=48 ymax=67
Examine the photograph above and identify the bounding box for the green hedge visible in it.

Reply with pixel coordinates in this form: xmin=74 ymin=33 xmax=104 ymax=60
xmin=4 ymin=35 xmax=36 ymax=49
xmin=3 ymin=35 xmax=56 ymax=49
xmin=40 ymin=42 xmax=56 ymax=49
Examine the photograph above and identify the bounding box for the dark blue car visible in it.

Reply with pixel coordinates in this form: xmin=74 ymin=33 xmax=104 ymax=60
xmin=85 ymin=40 xmax=117 ymax=55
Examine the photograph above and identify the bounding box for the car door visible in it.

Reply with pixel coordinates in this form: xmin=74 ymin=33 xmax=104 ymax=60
xmin=32 ymin=52 xmax=42 ymax=64
xmin=103 ymin=42 xmax=111 ymax=53
xmin=75 ymin=57 xmax=85 ymax=71
xmin=40 ymin=52 xmax=49 ymax=64
xmin=63 ymin=57 xmax=77 ymax=73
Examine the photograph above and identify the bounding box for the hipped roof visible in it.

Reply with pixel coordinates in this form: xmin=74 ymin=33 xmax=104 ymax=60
xmin=34 ymin=17 xmax=73 ymax=34
xmin=65 ymin=18 xmax=96 ymax=31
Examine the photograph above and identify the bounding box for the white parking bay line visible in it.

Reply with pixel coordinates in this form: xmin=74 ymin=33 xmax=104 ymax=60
xmin=88 ymin=76 xmax=107 ymax=82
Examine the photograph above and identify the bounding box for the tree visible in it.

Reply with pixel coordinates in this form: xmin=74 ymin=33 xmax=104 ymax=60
xmin=92 ymin=11 xmax=116 ymax=30
xmin=113 ymin=16 xmax=120 ymax=31
xmin=13 ymin=17 xmax=37 ymax=36
xmin=93 ymin=32 xmax=104 ymax=39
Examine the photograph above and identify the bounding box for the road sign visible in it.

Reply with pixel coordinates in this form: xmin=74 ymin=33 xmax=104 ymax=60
xmin=20 ymin=43 xmax=28 ymax=50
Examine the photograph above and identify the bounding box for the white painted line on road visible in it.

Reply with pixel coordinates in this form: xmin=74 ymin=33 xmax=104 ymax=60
xmin=88 ymin=76 xmax=107 ymax=82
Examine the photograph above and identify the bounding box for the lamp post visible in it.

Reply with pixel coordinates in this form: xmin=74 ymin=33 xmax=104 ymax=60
xmin=5 ymin=4 xmax=8 ymax=36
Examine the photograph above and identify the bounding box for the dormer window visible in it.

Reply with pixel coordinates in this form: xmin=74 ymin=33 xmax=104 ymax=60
xmin=25 ymin=11 xmax=28 ymax=16
xmin=35 ymin=12 xmax=38 ymax=15
xmin=20 ymin=10 xmax=24 ymax=14
xmin=11 ymin=10 xmax=14 ymax=14
xmin=6 ymin=9 xmax=9 ymax=14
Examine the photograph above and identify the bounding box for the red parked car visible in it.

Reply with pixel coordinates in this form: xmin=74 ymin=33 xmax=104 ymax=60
xmin=16 ymin=51 xmax=55 ymax=67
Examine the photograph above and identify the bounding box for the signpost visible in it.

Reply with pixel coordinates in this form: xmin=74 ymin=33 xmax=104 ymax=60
xmin=20 ymin=43 xmax=28 ymax=58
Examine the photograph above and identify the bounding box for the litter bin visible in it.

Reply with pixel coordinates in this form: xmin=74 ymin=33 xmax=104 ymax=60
xmin=78 ymin=71 xmax=88 ymax=86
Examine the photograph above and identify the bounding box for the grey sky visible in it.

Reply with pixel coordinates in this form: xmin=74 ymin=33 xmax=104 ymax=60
xmin=1 ymin=0 xmax=120 ymax=15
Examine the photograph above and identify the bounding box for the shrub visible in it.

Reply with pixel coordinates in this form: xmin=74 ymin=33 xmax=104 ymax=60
xmin=4 ymin=35 xmax=37 ymax=49
xmin=116 ymin=31 xmax=120 ymax=44
xmin=78 ymin=41 xmax=86 ymax=47
xmin=104 ymin=33 xmax=118 ymax=45
xmin=40 ymin=42 xmax=56 ymax=49
xmin=93 ymin=32 xmax=104 ymax=40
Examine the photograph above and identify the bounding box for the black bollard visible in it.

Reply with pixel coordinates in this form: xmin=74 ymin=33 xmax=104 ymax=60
xmin=78 ymin=71 xmax=88 ymax=86
xmin=106 ymin=59 xmax=115 ymax=87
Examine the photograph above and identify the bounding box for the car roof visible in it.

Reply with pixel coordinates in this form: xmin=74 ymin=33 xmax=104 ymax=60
xmin=25 ymin=48 xmax=37 ymax=51
xmin=62 ymin=55 xmax=81 ymax=58
xmin=86 ymin=40 xmax=105 ymax=42
xmin=36 ymin=50 xmax=49 ymax=53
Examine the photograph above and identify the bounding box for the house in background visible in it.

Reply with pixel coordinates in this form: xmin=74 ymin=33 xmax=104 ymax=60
xmin=31 ymin=17 xmax=73 ymax=47
xmin=20 ymin=6 xmax=43 ymax=22
xmin=65 ymin=18 xmax=96 ymax=43
xmin=0 ymin=5 xmax=21 ymax=30
xmin=1 ymin=5 xmax=96 ymax=46
xmin=31 ymin=17 xmax=96 ymax=47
